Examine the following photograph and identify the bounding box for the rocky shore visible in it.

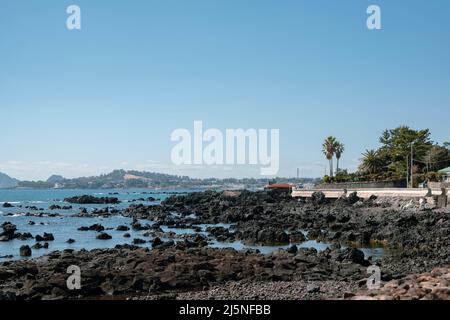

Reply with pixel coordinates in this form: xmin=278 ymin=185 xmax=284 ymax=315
xmin=350 ymin=267 xmax=450 ymax=300
xmin=0 ymin=189 xmax=449 ymax=300
xmin=121 ymin=190 xmax=450 ymax=276
xmin=0 ymin=245 xmax=369 ymax=300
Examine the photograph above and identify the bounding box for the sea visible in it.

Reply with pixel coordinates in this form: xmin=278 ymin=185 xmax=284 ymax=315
xmin=0 ymin=188 xmax=385 ymax=261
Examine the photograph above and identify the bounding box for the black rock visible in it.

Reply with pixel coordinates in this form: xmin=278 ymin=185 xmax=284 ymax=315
xmin=287 ymin=245 xmax=298 ymax=254
xmin=78 ymin=224 xmax=105 ymax=232
xmin=14 ymin=232 xmax=33 ymax=240
xmin=19 ymin=245 xmax=32 ymax=257
xmin=311 ymin=191 xmax=326 ymax=205
xmin=64 ymin=195 xmax=120 ymax=204
xmin=346 ymin=192 xmax=360 ymax=205
xmin=96 ymin=232 xmax=112 ymax=240
xmin=35 ymin=232 xmax=54 ymax=242
xmin=152 ymin=237 xmax=163 ymax=247
xmin=32 ymin=243 xmax=43 ymax=249
xmin=0 ymin=222 xmax=17 ymax=241
xmin=2 ymin=202 xmax=14 ymax=208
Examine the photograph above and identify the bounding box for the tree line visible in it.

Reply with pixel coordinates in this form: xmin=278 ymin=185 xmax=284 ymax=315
xmin=322 ymin=126 xmax=450 ymax=186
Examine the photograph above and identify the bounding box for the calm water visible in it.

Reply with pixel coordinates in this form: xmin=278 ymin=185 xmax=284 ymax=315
xmin=0 ymin=188 xmax=385 ymax=261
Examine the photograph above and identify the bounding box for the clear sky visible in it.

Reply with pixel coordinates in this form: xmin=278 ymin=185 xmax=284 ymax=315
xmin=1 ymin=0 xmax=449 ymax=180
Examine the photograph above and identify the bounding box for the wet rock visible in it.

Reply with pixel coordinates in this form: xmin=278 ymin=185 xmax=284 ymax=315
xmin=78 ymin=224 xmax=105 ymax=232
xmin=2 ymin=202 xmax=14 ymax=208
xmin=35 ymin=233 xmax=54 ymax=242
xmin=287 ymin=245 xmax=298 ymax=254
xmin=0 ymin=222 xmax=17 ymax=241
xmin=19 ymin=245 xmax=32 ymax=257
xmin=64 ymin=195 xmax=120 ymax=204
xmin=66 ymin=238 xmax=76 ymax=244
xmin=289 ymin=231 xmax=306 ymax=243
xmin=123 ymin=233 xmax=131 ymax=238
xmin=133 ymin=238 xmax=146 ymax=244
xmin=96 ymin=232 xmax=112 ymax=240
xmin=332 ymin=248 xmax=368 ymax=266
xmin=256 ymin=228 xmax=289 ymax=244
xmin=14 ymin=232 xmax=33 ymax=240
xmin=32 ymin=243 xmax=43 ymax=249
xmin=116 ymin=225 xmax=130 ymax=231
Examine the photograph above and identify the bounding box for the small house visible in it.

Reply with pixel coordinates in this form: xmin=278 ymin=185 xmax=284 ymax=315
xmin=438 ymin=167 xmax=450 ymax=183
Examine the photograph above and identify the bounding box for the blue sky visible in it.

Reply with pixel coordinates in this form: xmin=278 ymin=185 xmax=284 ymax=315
xmin=1 ymin=0 xmax=449 ymax=180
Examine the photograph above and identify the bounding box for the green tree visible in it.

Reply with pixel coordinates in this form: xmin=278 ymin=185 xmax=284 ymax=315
xmin=334 ymin=141 xmax=345 ymax=174
xmin=360 ymin=149 xmax=382 ymax=174
xmin=322 ymin=136 xmax=337 ymax=177
xmin=378 ymin=126 xmax=432 ymax=176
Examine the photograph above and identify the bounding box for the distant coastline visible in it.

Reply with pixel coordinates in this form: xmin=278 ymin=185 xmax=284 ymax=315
xmin=0 ymin=169 xmax=318 ymax=190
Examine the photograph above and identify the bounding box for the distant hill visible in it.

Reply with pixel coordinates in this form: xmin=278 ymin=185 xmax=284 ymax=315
xmin=16 ymin=169 xmax=316 ymax=189
xmin=46 ymin=175 xmax=65 ymax=184
xmin=0 ymin=172 xmax=19 ymax=188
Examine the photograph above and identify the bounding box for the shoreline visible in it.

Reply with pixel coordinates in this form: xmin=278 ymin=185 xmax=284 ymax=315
xmin=0 ymin=189 xmax=449 ymax=300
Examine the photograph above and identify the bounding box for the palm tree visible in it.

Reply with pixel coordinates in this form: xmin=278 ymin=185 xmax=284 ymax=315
xmin=360 ymin=149 xmax=381 ymax=174
xmin=334 ymin=142 xmax=345 ymax=175
xmin=322 ymin=136 xmax=337 ymax=177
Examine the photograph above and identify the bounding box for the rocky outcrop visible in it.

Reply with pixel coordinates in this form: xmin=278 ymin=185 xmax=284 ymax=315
xmin=78 ymin=224 xmax=105 ymax=232
xmin=64 ymin=195 xmax=120 ymax=204
xmin=0 ymin=222 xmax=17 ymax=242
xmin=0 ymin=246 xmax=370 ymax=300
xmin=35 ymin=233 xmax=54 ymax=242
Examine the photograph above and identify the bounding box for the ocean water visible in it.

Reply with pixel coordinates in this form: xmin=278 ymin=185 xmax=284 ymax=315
xmin=0 ymin=188 xmax=385 ymax=261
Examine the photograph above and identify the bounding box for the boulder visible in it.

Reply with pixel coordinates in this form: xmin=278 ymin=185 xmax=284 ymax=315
xmin=0 ymin=222 xmax=17 ymax=241
xmin=256 ymin=228 xmax=290 ymax=244
xmin=19 ymin=245 xmax=32 ymax=257
xmin=311 ymin=191 xmax=326 ymax=205
xmin=35 ymin=233 xmax=54 ymax=242
xmin=287 ymin=245 xmax=298 ymax=254
xmin=96 ymin=232 xmax=112 ymax=240
xmin=152 ymin=237 xmax=163 ymax=247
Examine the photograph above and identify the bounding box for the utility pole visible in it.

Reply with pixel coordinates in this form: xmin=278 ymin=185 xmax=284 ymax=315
xmin=410 ymin=144 xmax=414 ymax=188
xmin=406 ymin=155 xmax=409 ymax=188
